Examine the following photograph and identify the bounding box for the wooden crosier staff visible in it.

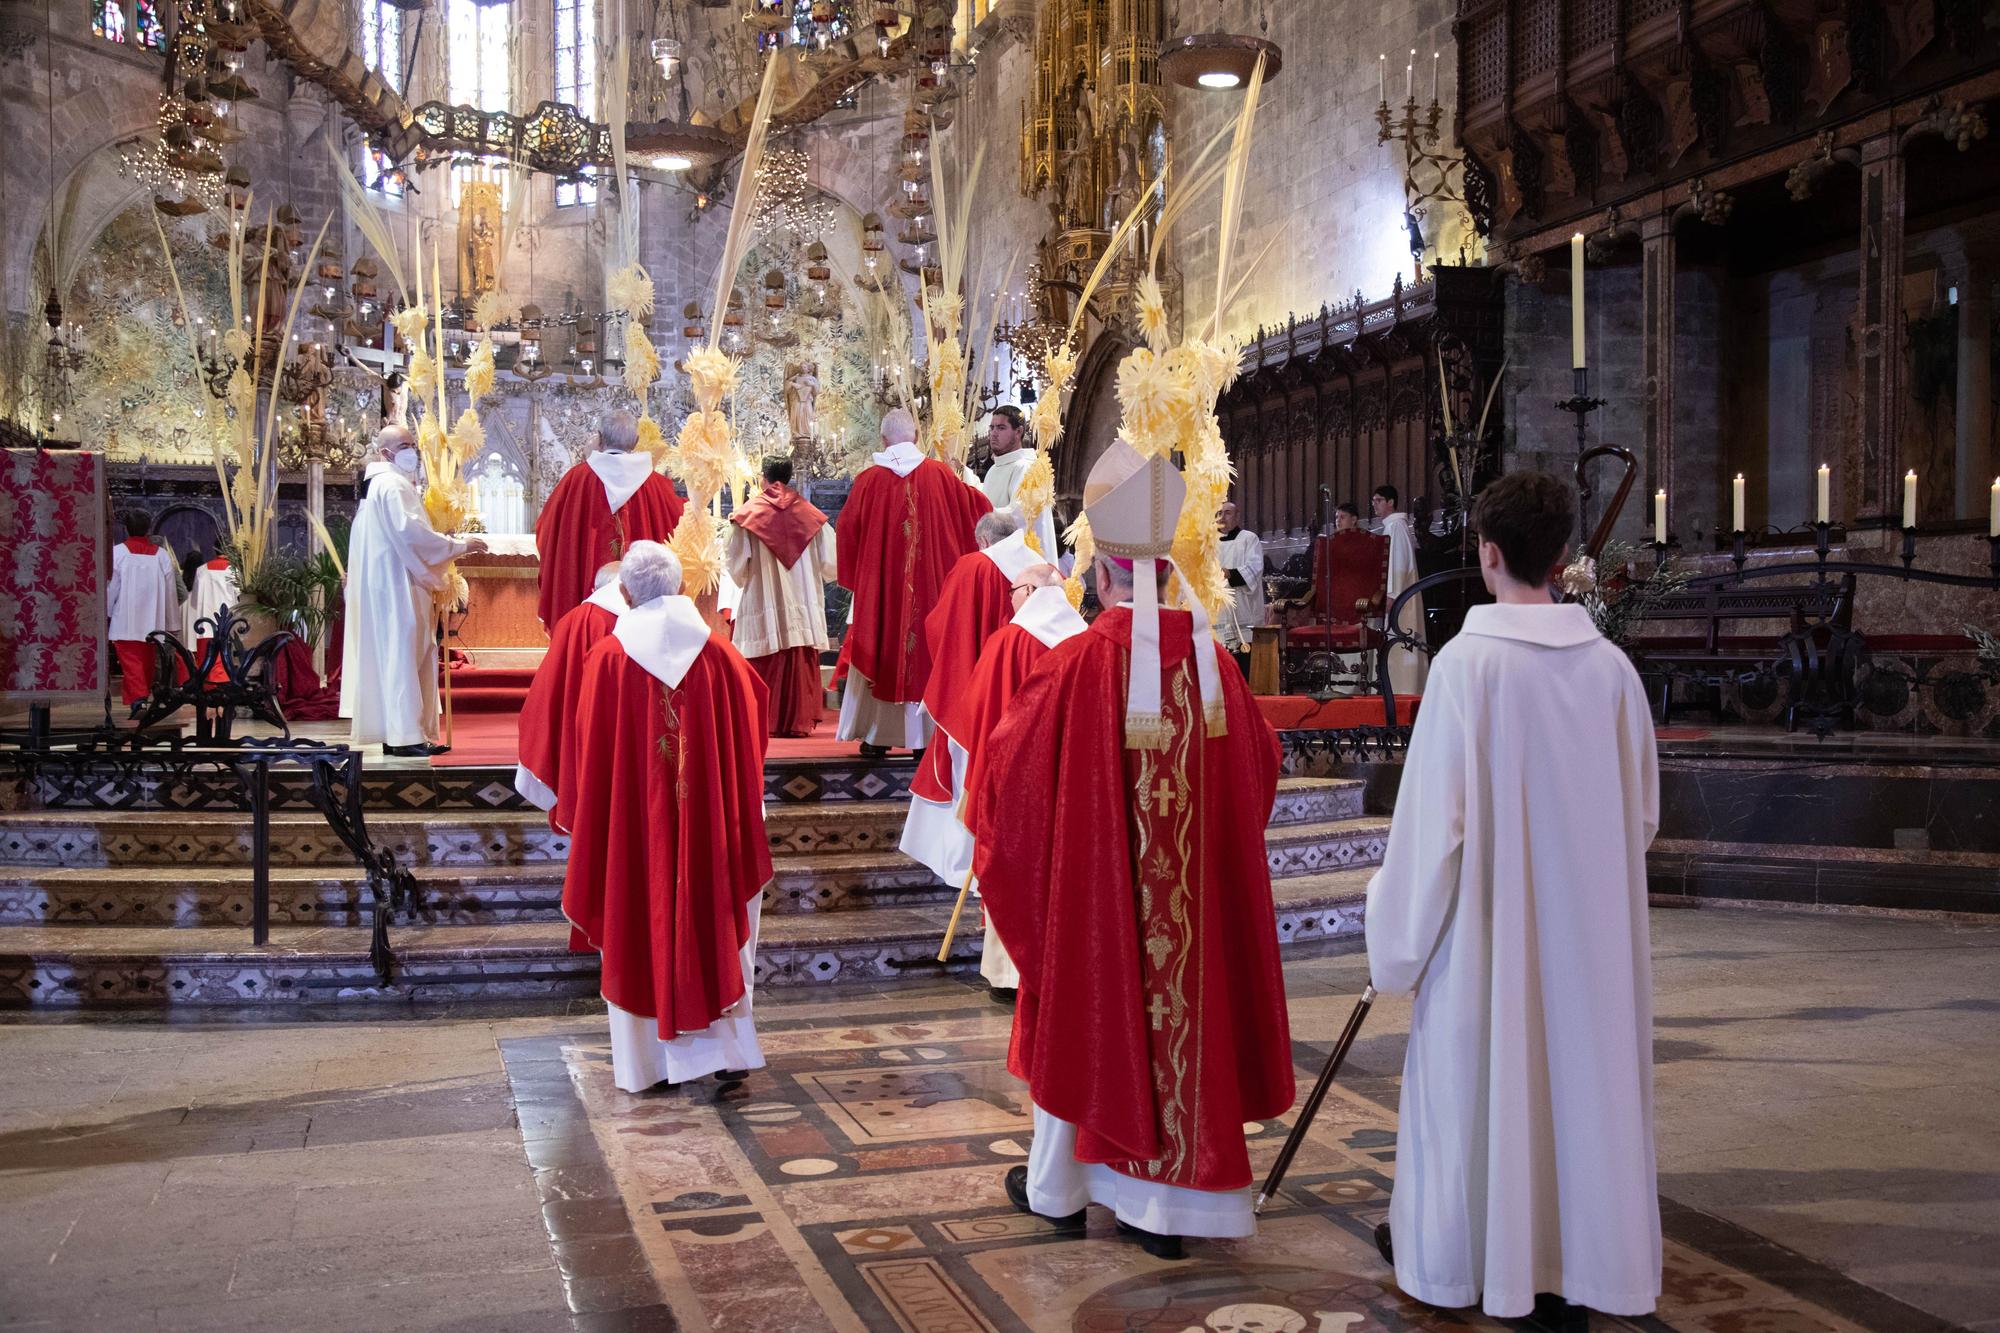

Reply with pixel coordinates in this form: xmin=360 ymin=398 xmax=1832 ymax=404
xmin=936 ymin=868 xmax=975 ymax=963
xmin=1255 ymin=444 xmax=1640 ymax=1214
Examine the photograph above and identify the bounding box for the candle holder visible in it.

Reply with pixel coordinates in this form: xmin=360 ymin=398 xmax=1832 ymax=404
xmin=1730 ymin=529 xmax=1748 ymax=576
xmin=1900 ymin=526 xmax=1918 ymax=575
xmin=1989 ymin=534 xmax=2000 ymax=584
xmin=1555 ymin=367 xmax=1605 ymax=457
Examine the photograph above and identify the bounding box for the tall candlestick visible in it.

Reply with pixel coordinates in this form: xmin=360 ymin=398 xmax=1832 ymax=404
xmin=1816 ymin=463 xmax=1830 ymax=524
xmin=1570 ymin=233 xmax=1586 ymax=369
xmin=1377 ymin=53 xmax=1385 ymax=104
xmin=1903 ymin=470 xmax=1918 ymax=529
xmin=1732 ymin=474 xmax=1746 ymax=533
xmin=1990 ymin=477 xmax=1999 ymax=537
xmin=1430 ymin=51 xmax=1440 ymax=106
xmin=1654 ymin=489 xmax=1667 ymax=545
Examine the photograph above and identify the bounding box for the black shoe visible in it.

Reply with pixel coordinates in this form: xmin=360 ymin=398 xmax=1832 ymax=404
xmin=715 ymin=1069 xmax=748 ymax=1084
xmin=1003 ymin=1165 xmax=1085 ymax=1230
xmin=1374 ymin=1221 xmax=1394 ymax=1266
xmin=1528 ymin=1294 xmax=1589 ymax=1333
xmin=988 ymin=986 xmax=1017 ymax=1006
xmin=859 ymin=742 xmax=889 ymax=759
xmin=1115 ymin=1218 xmax=1186 ymax=1260
xmin=383 ymin=743 xmax=433 ymax=757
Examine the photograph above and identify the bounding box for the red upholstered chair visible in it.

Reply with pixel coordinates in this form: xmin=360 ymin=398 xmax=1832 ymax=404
xmin=1286 ymin=531 xmax=1390 ymax=657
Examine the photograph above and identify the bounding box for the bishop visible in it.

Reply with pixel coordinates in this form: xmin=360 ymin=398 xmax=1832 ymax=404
xmin=534 ymin=411 xmax=685 ymax=630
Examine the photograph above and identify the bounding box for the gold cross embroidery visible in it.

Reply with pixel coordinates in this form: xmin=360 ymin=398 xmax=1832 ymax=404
xmin=1149 ymin=778 xmax=1174 ymax=816
xmin=1148 ymin=993 xmax=1169 ymax=1030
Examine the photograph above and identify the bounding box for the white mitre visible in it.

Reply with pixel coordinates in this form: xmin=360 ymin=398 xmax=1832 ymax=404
xmin=1082 ymin=438 xmax=1225 ymax=749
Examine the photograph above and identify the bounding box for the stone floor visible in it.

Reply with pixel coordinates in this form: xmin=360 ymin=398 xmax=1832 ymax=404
xmin=0 ymin=907 xmax=1995 ymax=1332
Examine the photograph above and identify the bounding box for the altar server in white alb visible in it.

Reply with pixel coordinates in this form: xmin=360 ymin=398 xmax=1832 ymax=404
xmin=106 ymin=510 xmax=184 ymax=708
xmin=1372 ymin=484 xmax=1428 ymax=694
xmin=181 ymin=552 xmax=240 ymax=680
xmin=1366 ymin=469 xmax=1661 ymax=1325
xmin=978 ymin=405 xmax=1058 ymax=557
xmin=1213 ymin=500 xmax=1264 ymax=656
xmin=340 ymin=426 xmax=486 ymax=757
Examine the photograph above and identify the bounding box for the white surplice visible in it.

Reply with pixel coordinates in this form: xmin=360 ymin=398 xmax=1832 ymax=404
xmin=725 ymin=519 xmax=838 ymax=660
xmin=182 ymin=562 xmax=240 ymax=645
xmin=340 ymin=461 xmax=469 ymax=748
xmin=601 ymin=594 xmax=767 ymax=1091
xmin=1215 ymin=527 xmax=1265 ymax=651
xmin=980 ymin=447 xmax=1059 ymax=558
xmin=1365 ymin=601 xmax=1661 ymax=1319
xmin=1379 ymin=511 xmax=1428 ymax=694
xmin=107 ymin=541 xmax=182 ymax=642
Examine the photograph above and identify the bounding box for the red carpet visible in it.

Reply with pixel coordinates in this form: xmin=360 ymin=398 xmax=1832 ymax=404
xmin=1256 ymin=694 xmax=1419 ymax=730
xmin=431 ymin=706 xmax=856 ymax=767
xmin=445 ymin=667 xmax=536 ymax=716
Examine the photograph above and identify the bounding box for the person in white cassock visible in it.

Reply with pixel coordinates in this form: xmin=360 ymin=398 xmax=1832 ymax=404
xmin=340 ymin=426 xmax=486 ymax=757
xmin=1372 ymin=484 xmax=1428 ymax=694
xmin=558 ymin=542 xmax=774 ymax=1093
xmin=1366 ymin=470 xmax=1661 ymax=1325
xmin=1213 ymin=501 xmax=1264 ymax=656
xmin=979 ymin=406 xmax=1058 ymax=557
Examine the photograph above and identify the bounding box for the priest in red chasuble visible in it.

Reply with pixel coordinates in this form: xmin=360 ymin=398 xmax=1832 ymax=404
xmin=558 ymin=541 xmax=774 ymax=1093
xmin=971 ymin=441 xmax=1294 ymax=1257
xmin=726 ymin=456 xmax=837 ymax=737
xmin=955 ymin=569 xmax=1087 ymax=995
xmin=833 ymin=407 xmax=991 ymax=753
xmin=515 ymin=560 xmax=626 ymax=817
xmin=898 ymin=509 xmax=1043 ymax=893
xmin=533 ymin=411 xmax=685 ymax=630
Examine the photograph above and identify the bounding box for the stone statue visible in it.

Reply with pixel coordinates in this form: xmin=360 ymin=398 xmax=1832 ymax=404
xmin=1057 ymin=73 xmax=1096 ymax=230
xmin=785 ymin=360 xmax=820 ymax=441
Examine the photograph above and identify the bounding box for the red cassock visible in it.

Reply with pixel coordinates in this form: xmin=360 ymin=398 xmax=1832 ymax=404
xmin=558 ymin=622 xmax=774 ymax=1040
xmin=534 ymin=456 xmax=685 ymax=630
xmin=516 ymin=586 xmax=624 ymax=821
xmin=908 ymin=534 xmax=1037 ymax=804
xmin=833 ymin=457 xmax=990 ymax=704
xmin=969 ymin=606 xmax=1296 ymax=1192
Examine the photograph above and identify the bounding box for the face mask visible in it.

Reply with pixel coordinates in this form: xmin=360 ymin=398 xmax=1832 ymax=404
xmin=393 ymin=447 xmax=421 ymax=475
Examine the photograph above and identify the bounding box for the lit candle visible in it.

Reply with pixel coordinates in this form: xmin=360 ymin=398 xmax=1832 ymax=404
xmin=1430 ymin=51 xmax=1440 ymax=106
xmin=1816 ymin=463 xmax=1830 ymax=524
xmin=1654 ymin=489 xmax=1667 ymax=545
xmin=1570 ymin=232 xmax=1586 ymax=369
xmin=1903 ymin=470 xmax=1918 ymax=529
xmin=1377 ymin=53 xmax=1385 ymax=105
xmin=1404 ymin=51 xmax=1413 ymax=103
xmin=1990 ymin=477 xmax=1999 ymax=537
xmin=1732 ymin=474 xmax=1746 ymax=533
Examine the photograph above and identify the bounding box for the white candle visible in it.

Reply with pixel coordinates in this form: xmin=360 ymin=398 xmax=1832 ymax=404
xmin=1431 ymin=51 xmax=1440 ymax=106
xmin=1378 ymin=53 xmax=1385 ymax=105
xmin=1570 ymin=233 xmax=1586 ymax=369
xmin=1654 ymin=489 xmax=1667 ymax=545
xmin=1903 ymin=470 xmax=1918 ymax=529
xmin=1405 ymin=51 xmax=1413 ymax=103
xmin=1816 ymin=463 xmax=1830 ymax=524
xmin=1990 ymin=478 xmax=1999 ymax=537
xmin=1732 ymin=474 xmax=1746 ymax=533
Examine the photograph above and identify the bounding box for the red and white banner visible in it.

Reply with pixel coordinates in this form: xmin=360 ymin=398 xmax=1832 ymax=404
xmin=0 ymin=448 xmax=107 ymax=703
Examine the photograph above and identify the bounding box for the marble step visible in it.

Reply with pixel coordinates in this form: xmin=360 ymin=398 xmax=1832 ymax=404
xmin=1648 ymin=838 xmax=2000 ymax=916
xmin=0 ymin=777 xmax=1365 ymax=871
xmin=0 ymin=871 xmax=1373 ymax=1007
xmin=0 ymin=815 xmax=1391 ymax=926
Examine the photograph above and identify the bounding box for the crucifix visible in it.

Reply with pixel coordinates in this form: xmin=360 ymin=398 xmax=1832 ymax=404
xmin=1149 ymin=778 xmax=1174 ymax=816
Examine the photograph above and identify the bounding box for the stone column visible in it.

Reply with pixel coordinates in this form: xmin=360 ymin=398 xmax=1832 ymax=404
xmin=1853 ymin=134 xmax=1906 ymax=521
xmin=1957 ymin=251 xmax=1993 ymax=521
xmin=1640 ymin=212 xmax=1676 ymax=508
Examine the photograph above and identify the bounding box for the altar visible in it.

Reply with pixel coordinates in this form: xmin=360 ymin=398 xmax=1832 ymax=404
xmin=456 ymin=534 xmax=546 ymax=666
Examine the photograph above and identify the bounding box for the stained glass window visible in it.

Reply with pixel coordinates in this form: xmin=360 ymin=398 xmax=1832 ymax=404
xmin=134 ymin=0 xmax=164 ymax=49
xmin=361 ymin=0 xmax=402 ymax=92
xmin=92 ymin=0 xmax=128 ymax=43
xmin=449 ymin=0 xmax=514 ymax=204
xmin=553 ymin=0 xmax=597 ymax=206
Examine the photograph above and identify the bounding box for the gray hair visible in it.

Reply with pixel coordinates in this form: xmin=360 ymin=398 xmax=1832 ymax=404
xmin=618 ymin=541 xmax=683 ymax=604
xmin=974 ymin=509 xmax=1022 ymax=549
xmin=376 ymin=424 xmax=414 ymax=455
xmin=591 ymin=560 xmax=622 ymax=590
xmin=879 ymin=407 xmax=918 ymax=445
xmin=598 ymin=411 xmax=640 ymax=452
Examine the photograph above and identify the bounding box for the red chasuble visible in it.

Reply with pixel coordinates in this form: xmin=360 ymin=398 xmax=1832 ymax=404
xmin=956 ymin=623 xmax=1061 ymax=819
xmin=834 ymin=457 xmax=990 ymax=704
xmin=970 ymin=606 xmax=1295 ymax=1192
xmin=557 ymin=624 xmax=773 ymax=1039
xmin=517 ymin=591 xmax=622 ymax=823
xmin=908 ymin=550 xmax=1016 ymax=803
xmin=534 ymin=459 xmax=684 ymax=629
xmin=729 ymin=482 xmax=828 ymax=569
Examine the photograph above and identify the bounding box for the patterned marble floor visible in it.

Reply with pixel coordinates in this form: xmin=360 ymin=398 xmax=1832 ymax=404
xmin=503 ymin=975 xmax=1925 ymax=1333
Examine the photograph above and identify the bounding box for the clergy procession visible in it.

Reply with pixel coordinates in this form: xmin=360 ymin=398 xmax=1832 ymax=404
xmin=26 ymin=4 xmax=1991 ymax=1326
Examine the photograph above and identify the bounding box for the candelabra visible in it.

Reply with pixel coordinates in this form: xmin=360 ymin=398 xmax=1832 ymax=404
xmin=1555 ymin=365 xmax=1605 ymax=463
xmin=1375 ymin=58 xmax=1476 ymax=271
